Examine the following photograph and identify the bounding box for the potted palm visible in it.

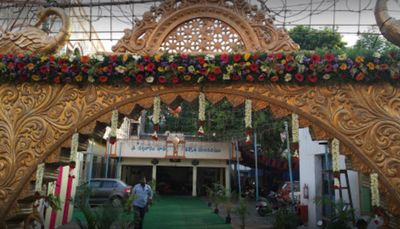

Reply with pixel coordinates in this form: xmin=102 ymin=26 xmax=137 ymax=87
xmin=272 ymin=207 xmax=299 ymax=229
xmin=235 ymin=197 xmax=249 ymax=229
xmin=221 ymin=192 xmax=236 ymax=224
xmin=211 ymin=183 xmax=224 ymax=214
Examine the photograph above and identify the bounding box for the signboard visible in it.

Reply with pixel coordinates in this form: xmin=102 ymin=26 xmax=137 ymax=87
xmin=117 ymin=139 xmax=230 ymax=159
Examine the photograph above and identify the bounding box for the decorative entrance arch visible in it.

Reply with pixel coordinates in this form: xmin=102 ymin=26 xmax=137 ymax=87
xmin=1 ymin=0 xmax=400 ymax=226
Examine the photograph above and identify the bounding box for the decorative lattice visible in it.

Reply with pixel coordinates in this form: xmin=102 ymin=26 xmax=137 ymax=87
xmin=160 ymin=18 xmax=244 ymax=54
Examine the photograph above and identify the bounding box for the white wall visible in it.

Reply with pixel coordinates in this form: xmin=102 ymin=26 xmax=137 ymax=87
xmin=299 ymin=128 xmax=360 ymax=227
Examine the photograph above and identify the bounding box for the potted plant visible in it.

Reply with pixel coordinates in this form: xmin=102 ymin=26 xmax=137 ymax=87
xmin=221 ymin=192 xmax=236 ymax=224
xmin=204 ymin=185 xmax=213 ymax=207
xmin=211 ymin=183 xmax=224 ymax=214
xmin=235 ymin=197 xmax=249 ymax=229
xmin=315 ymin=197 xmax=355 ymax=229
xmin=272 ymin=207 xmax=299 ymax=229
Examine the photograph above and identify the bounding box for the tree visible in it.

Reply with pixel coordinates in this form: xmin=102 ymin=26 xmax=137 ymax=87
xmin=352 ymin=28 xmax=400 ymax=54
xmin=288 ymin=25 xmax=346 ymax=50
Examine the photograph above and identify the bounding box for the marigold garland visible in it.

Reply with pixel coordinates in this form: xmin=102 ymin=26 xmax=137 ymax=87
xmin=0 ymin=52 xmax=399 ymax=85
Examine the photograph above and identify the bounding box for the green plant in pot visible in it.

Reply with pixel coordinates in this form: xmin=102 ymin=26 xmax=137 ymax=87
xmin=211 ymin=183 xmax=225 ymax=214
xmin=272 ymin=206 xmax=300 ymax=229
xmin=315 ymin=197 xmax=354 ymax=229
xmin=235 ymin=197 xmax=249 ymax=229
xmin=204 ymin=185 xmax=213 ymax=207
xmin=222 ymin=191 xmax=236 ymax=224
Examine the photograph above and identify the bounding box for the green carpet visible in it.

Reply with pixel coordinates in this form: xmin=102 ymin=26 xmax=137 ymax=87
xmin=72 ymin=196 xmax=232 ymax=229
xmin=144 ymin=196 xmax=232 ymax=229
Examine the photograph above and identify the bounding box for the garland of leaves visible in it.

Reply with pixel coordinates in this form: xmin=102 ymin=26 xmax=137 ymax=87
xmin=245 ymin=99 xmax=252 ymax=144
xmin=152 ymin=96 xmax=161 ymax=140
xmin=198 ymin=92 xmax=206 ymax=135
xmin=0 ymin=52 xmax=399 ymax=85
xmin=291 ymin=113 xmax=299 ymax=156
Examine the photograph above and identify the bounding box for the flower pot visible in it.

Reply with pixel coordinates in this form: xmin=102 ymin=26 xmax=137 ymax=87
xmin=225 ymin=215 xmax=231 ymax=224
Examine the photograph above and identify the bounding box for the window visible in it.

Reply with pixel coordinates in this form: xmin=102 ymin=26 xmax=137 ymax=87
xmin=102 ymin=181 xmax=117 ymax=188
xmin=90 ymin=181 xmax=101 ymax=188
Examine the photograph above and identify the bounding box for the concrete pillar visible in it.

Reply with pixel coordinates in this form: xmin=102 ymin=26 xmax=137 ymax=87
xmin=225 ymin=164 xmax=231 ymax=194
xmin=152 ymin=165 xmax=157 ymax=189
xmin=192 ymin=166 xmax=197 ymax=196
xmin=220 ymin=168 xmax=224 ymax=184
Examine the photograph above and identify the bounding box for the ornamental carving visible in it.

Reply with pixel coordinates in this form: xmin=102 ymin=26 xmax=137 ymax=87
xmin=1 ymin=83 xmax=400 ymax=225
xmin=112 ymin=0 xmax=299 ymax=54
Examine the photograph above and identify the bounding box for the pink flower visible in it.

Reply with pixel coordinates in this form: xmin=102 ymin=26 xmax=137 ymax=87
xmin=220 ymin=53 xmax=229 ymax=63
xmin=324 ymin=53 xmax=335 ymax=62
xmin=311 ymin=54 xmax=321 ymax=63
xmin=207 ymin=74 xmax=217 ymax=81
xmin=307 ymin=74 xmax=318 ymax=83
xmin=294 ymin=73 xmax=304 ymax=82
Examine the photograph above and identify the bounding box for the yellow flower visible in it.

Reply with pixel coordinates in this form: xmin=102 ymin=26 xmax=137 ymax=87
xmin=31 ymin=75 xmax=40 ymax=81
xmin=27 ymin=63 xmax=35 ymax=71
xmin=157 ymin=66 xmax=165 ymax=72
xmin=339 ymin=63 xmax=347 ymax=71
xmin=75 ymin=75 xmax=83 ymax=82
xmin=184 ymin=75 xmax=191 ymax=81
xmin=203 ymin=63 xmax=208 ymax=68
xmin=40 ymin=56 xmax=48 ymax=62
xmin=177 ymin=66 xmax=185 ymax=72
xmin=245 ymin=62 xmax=251 ymax=66
xmin=284 ymin=73 xmax=292 ymax=82
xmin=122 ymin=54 xmax=129 ymax=62
xmin=154 ymin=54 xmax=161 ymax=62
xmin=322 ymin=74 xmax=331 ymax=80
xmin=367 ymin=62 xmax=375 ymax=70
xmin=281 ymin=59 xmax=287 ymax=65
xmin=244 ymin=53 xmax=251 ymax=61
xmin=188 ymin=65 xmax=195 ymax=73
xmin=115 ymin=65 xmax=127 ymax=73
xmin=338 ymin=53 xmax=347 ymax=61
xmin=355 ymin=56 xmax=364 ymax=63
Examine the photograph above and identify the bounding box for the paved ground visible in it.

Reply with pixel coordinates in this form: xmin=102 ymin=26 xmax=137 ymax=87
xmin=58 ymin=196 xmax=273 ymax=229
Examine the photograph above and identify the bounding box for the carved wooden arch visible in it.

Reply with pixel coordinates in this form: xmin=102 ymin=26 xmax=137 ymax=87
xmin=112 ymin=0 xmax=299 ymax=54
xmin=1 ymin=83 xmax=400 ymax=223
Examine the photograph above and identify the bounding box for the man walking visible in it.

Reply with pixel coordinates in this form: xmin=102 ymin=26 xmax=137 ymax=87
xmin=132 ymin=176 xmax=153 ymax=229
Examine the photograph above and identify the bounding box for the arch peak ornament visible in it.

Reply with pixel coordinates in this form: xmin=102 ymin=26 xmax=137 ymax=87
xmin=112 ymin=0 xmax=299 ymax=54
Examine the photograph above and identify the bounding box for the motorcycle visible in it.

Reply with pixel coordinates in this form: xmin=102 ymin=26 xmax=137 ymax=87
xmin=255 ymin=197 xmax=271 ymax=216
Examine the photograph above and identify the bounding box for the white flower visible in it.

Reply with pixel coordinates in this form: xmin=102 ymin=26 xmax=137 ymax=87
xmin=331 ymin=138 xmax=340 ymax=172
xmin=205 ymin=54 xmax=215 ymax=61
xmin=198 ymin=92 xmax=206 ymax=121
xmin=168 ymin=55 xmax=174 ymax=62
xmin=338 ymin=53 xmax=347 ymax=61
xmin=110 ymin=110 xmax=118 ymax=137
xmin=223 ymin=74 xmax=231 ymax=80
xmin=322 ymin=74 xmax=331 ymax=80
xmin=370 ymin=173 xmax=380 ymax=207
xmin=152 ymin=96 xmax=161 ymax=125
xmin=245 ymin=99 xmax=252 ymax=128
xmin=373 ymin=52 xmax=381 ymax=58
xmin=291 ymin=113 xmax=299 ymax=143
xmin=95 ymin=55 xmax=104 ymax=62
xmin=284 ymin=73 xmax=292 ymax=82
xmin=70 ymin=133 xmax=79 ymax=161
xmin=145 ymin=76 xmax=154 ymax=83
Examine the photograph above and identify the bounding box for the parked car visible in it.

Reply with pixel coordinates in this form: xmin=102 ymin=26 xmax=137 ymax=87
xmin=278 ymin=181 xmax=300 ymax=203
xmin=87 ymin=178 xmax=132 ymax=207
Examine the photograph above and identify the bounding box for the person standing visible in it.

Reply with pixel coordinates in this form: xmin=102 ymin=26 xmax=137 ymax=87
xmin=132 ymin=176 xmax=153 ymax=229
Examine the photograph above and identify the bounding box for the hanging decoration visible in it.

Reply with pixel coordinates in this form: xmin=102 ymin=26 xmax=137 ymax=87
xmin=291 ymin=113 xmax=299 ymax=157
xmin=198 ymin=92 xmax=206 ymax=136
xmin=109 ymin=109 xmax=118 ymax=144
xmin=152 ymin=96 xmax=161 ymax=140
xmin=331 ymin=138 xmax=340 ymax=189
xmin=370 ymin=173 xmax=383 ymax=224
xmin=68 ymin=132 xmax=79 ymax=179
xmin=244 ymin=99 xmax=252 ymax=144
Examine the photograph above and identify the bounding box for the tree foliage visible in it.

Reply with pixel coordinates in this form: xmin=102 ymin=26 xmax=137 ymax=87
xmin=352 ymin=29 xmax=400 ymax=54
xmin=289 ymin=25 xmax=346 ymax=50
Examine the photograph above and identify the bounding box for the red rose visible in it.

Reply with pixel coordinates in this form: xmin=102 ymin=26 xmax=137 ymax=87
xmin=197 ymin=56 xmax=205 ymax=65
xmin=123 ymin=76 xmax=131 ymax=83
xmin=7 ymin=54 xmax=14 ymax=59
xmin=109 ymin=55 xmax=118 ymax=62
xmin=324 ymin=53 xmax=335 ymax=62
xmin=285 ymin=55 xmax=294 ymax=62
xmin=257 ymin=74 xmax=266 ymax=81
xmin=171 ymin=75 xmax=179 ymax=84
xmin=207 ymin=74 xmax=217 ymax=81
xmin=39 ymin=65 xmax=49 ymax=73
xmin=146 ymin=63 xmax=155 ymax=72
xmin=213 ymin=66 xmax=222 ymax=75
xmin=53 ymin=76 xmax=61 ymax=84
xmin=285 ymin=64 xmax=293 ymax=72
xmin=355 ymin=72 xmax=365 ymax=81
xmin=233 ymin=54 xmax=241 ymax=62
xmin=99 ymin=75 xmax=108 ymax=83
xmin=307 ymin=74 xmax=318 ymax=83
xmin=324 ymin=64 xmax=333 ymax=73
xmin=170 ymin=63 xmax=177 ymax=69
xmin=250 ymin=63 xmax=259 ymax=72
xmin=144 ymin=55 xmax=151 ymax=62
xmin=275 ymin=53 xmax=283 ymax=59
xmin=311 ymin=54 xmax=321 ymax=63
xmin=246 ymin=75 xmax=254 ymax=82
xmin=16 ymin=62 xmax=25 ymax=70
xmin=270 ymin=75 xmax=279 ymax=82
xmin=220 ymin=53 xmax=229 ymax=63
xmin=232 ymin=74 xmax=241 ymax=81
xmin=61 ymin=64 xmax=69 ymax=73
xmin=294 ymin=73 xmax=304 ymax=82
xmin=136 ymin=74 xmax=144 ymax=83
xmin=158 ymin=76 xmax=167 ymax=84
xmin=180 ymin=53 xmax=188 ymax=59
xmin=49 ymin=55 xmax=56 ymax=62
xmin=137 ymin=64 xmax=145 ymax=71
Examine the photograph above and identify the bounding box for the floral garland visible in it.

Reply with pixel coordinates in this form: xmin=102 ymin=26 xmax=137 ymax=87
xmin=109 ymin=109 xmax=118 ymax=144
xmin=291 ymin=113 xmax=299 ymax=156
xmin=0 ymin=52 xmax=399 ymax=85
xmin=69 ymin=132 xmax=79 ymax=179
xmin=152 ymin=96 xmax=161 ymax=140
xmin=331 ymin=138 xmax=340 ymax=189
xmin=370 ymin=173 xmax=380 ymax=207
xmin=245 ymin=99 xmax=252 ymax=144
xmin=33 ymin=163 xmax=45 ymax=208
xmin=198 ymin=92 xmax=206 ymax=135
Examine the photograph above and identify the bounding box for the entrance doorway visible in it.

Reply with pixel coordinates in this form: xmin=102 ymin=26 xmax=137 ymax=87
xmin=197 ymin=167 xmax=224 ymax=196
xmin=122 ymin=165 xmax=152 ymax=186
xmin=157 ymin=166 xmax=192 ymax=195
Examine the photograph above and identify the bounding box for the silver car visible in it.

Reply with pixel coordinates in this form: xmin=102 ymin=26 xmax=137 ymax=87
xmin=88 ymin=178 xmax=132 ymax=207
